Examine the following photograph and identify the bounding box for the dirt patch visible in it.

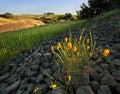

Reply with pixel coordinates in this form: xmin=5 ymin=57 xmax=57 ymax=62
xmin=0 ymin=17 xmax=45 ymax=33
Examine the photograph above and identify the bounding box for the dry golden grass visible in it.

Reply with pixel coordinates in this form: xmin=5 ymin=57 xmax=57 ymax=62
xmin=0 ymin=17 xmax=45 ymax=33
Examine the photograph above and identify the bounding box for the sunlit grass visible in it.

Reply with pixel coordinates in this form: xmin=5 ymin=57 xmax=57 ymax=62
xmin=0 ymin=20 xmax=86 ymax=64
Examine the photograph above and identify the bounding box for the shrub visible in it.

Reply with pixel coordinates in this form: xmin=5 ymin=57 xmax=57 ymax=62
xmin=3 ymin=12 xmax=14 ymax=19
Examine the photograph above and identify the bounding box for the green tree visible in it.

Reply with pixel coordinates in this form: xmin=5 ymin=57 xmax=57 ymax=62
xmin=3 ymin=12 xmax=14 ymax=18
xmin=77 ymin=0 xmax=120 ymax=19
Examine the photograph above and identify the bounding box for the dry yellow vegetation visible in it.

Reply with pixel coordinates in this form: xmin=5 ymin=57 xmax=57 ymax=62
xmin=0 ymin=17 xmax=45 ymax=33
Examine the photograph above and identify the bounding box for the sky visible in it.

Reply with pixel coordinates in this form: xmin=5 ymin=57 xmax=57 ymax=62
xmin=0 ymin=0 xmax=88 ymax=15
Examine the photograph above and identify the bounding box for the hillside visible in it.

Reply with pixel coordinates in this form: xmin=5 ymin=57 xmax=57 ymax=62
xmin=0 ymin=17 xmax=45 ymax=33
xmin=0 ymin=9 xmax=120 ymax=94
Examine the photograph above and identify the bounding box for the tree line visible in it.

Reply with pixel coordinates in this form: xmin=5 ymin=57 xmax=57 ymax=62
xmin=76 ymin=0 xmax=120 ymax=19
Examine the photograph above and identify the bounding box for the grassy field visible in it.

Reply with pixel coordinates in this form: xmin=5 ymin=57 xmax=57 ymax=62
xmin=0 ymin=20 xmax=85 ymax=64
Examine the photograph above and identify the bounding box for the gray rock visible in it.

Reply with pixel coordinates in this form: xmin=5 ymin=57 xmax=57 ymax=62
xmin=0 ymin=83 xmax=8 ymax=94
xmin=51 ymin=63 xmax=58 ymax=73
xmin=4 ymin=80 xmax=20 ymax=94
xmin=32 ymin=54 xmax=40 ymax=60
xmin=44 ymin=62 xmax=53 ymax=68
xmin=108 ymin=63 xmax=116 ymax=73
xmin=91 ymin=81 xmax=100 ymax=91
xmin=72 ymin=71 xmax=89 ymax=89
xmin=7 ymin=74 xmax=18 ymax=84
xmin=42 ymin=68 xmax=52 ymax=75
xmin=112 ymin=71 xmax=120 ymax=82
xmin=44 ymin=77 xmax=51 ymax=86
xmin=21 ymin=90 xmax=28 ymax=94
xmin=97 ymin=85 xmax=112 ymax=94
xmin=31 ymin=65 xmax=39 ymax=71
xmin=47 ymin=90 xmax=52 ymax=94
xmin=92 ymin=64 xmax=103 ymax=73
xmin=30 ymin=77 xmax=37 ymax=83
xmin=0 ymin=73 xmax=10 ymax=81
xmin=40 ymin=83 xmax=49 ymax=94
xmin=0 ymin=65 xmax=10 ymax=76
xmin=20 ymin=78 xmax=28 ymax=86
xmin=43 ymin=52 xmax=52 ymax=62
xmin=116 ymin=84 xmax=120 ymax=93
xmin=101 ymin=75 xmax=117 ymax=87
xmin=17 ymin=90 xmax=24 ymax=94
xmin=89 ymin=68 xmax=100 ymax=81
xmin=16 ymin=66 xmax=25 ymax=74
xmin=36 ymin=74 xmax=44 ymax=83
xmin=100 ymin=64 xmax=108 ymax=70
xmin=112 ymin=59 xmax=120 ymax=70
xmin=100 ymin=70 xmax=110 ymax=78
xmin=28 ymin=83 xmax=35 ymax=93
xmin=76 ymin=86 xmax=95 ymax=94
xmin=25 ymin=68 xmax=38 ymax=77
xmin=78 ymin=72 xmax=89 ymax=86
xmin=19 ymin=84 xmax=28 ymax=90
xmin=51 ymin=88 xmax=66 ymax=94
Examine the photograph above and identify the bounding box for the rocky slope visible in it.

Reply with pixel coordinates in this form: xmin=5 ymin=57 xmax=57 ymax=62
xmin=0 ymin=12 xmax=120 ymax=94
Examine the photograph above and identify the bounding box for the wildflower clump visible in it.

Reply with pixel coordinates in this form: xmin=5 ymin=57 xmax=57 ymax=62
xmin=50 ymin=28 xmax=110 ymax=93
xmin=51 ymin=29 xmax=98 ymax=77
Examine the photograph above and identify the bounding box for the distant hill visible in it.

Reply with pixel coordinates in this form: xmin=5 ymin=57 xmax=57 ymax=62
xmin=0 ymin=17 xmax=45 ymax=33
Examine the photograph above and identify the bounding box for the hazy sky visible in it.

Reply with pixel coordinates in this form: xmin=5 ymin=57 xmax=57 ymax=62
xmin=0 ymin=0 xmax=88 ymax=14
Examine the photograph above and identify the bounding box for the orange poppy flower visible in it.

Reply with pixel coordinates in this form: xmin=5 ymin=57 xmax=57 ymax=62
xmin=103 ymin=49 xmax=110 ymax=57
xmin=67 ymin=42 xmax=72 ymax=50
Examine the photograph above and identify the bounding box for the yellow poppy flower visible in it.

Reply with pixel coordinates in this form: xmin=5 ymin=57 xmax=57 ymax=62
xmin=79 ymin=36 xmax=82 ymax=41
xmin=77 ymin=41 xmax=80 ymax=44
xmin=103 ymin=49 xmax=110 ymax=57
xmin=100 ymin=49 xmax=102 ymax=52
xmin=51 ymin=46 xmax=54 ymax=51
xmin=87 ymin=46 xmax=90 ymax=51
xmin=72 ymin=46 xmax=77 ymax=52
xmin=68 ymin=75 xmax=72 ymax=81
xmin=57 ymin=42 xmax=62 ymax=49
xmin=64 ymin=38 xmax=68 ymax=42
xmin=50 ymin=82 xmax=57 ymax=89
xmin=34 ymin=87 xmax=39 ymax=93
xmin=89 ymin=53 xmax=93 ymax=58
xmin=86 ymin=38 xmax=90 ymax=44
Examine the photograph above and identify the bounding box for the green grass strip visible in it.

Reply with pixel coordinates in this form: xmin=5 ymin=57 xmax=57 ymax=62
xmin=0 ymin=20 xmax=86 ymax=64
